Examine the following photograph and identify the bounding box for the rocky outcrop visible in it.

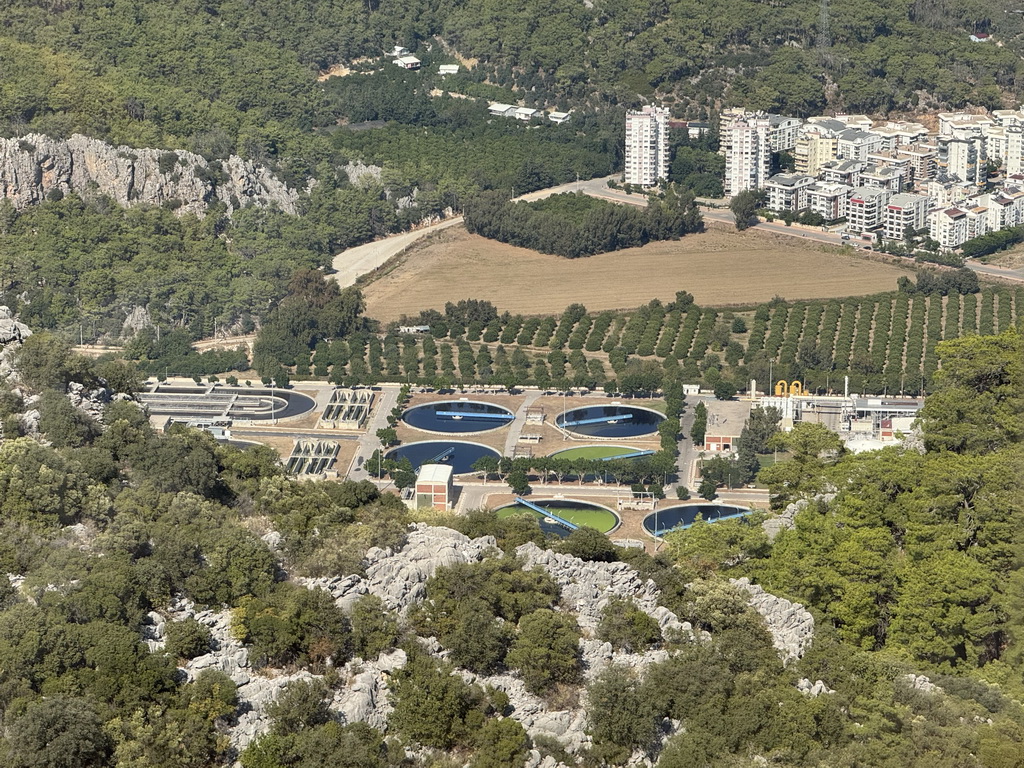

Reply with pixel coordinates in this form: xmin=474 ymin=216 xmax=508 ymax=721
xmin=762 ymin=493 xmax=836 ymax=541
xmin=731 ymin=577 xmax=815 ymax=664
xmin=145 ymin=598 xmax=408 ymax=756
xmin=0 ymin=134 xmax=300 ymax=217
xmin=66 ymin=381 xmax=111 ymax=422
xmin=299 ymin=524 xmax=498 ymax=614
xmin=796 ymin=678 xmax=835 ymax=697
xmin=514 ymin=542 xmax=692 ymax=639
xmin=901 ymin=673 xmax=942 ymax=694
xmin=0 ymin=306 xmax=32 ymax=345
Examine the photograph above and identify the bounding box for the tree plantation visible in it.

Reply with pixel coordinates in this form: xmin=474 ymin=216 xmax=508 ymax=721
xmin=246 ymin=285 xmax=1024 ymax=400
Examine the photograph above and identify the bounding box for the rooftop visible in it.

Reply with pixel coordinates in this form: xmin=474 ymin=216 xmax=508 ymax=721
xmin=417 ymin=464 xmax=454 ymax=484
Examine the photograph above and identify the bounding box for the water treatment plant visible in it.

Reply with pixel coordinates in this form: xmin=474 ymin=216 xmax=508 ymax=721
xmin=138 ymin=384 xmax=317 ymax=421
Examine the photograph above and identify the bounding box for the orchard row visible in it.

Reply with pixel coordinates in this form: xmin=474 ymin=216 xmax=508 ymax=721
xmin=295 ymin=287 xmax=1022 ymax=395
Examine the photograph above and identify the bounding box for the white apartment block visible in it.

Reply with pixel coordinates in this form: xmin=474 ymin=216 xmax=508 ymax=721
xmin=860 ymin=164 xmax=905 ymax=193
xmin=929 ymin=207 xmax=970 ymax=249
xmin=992 ymin=109 xmax=1024 ymax=127
xmin=925 ymin=179 xmax=979 ymax=208
xmin=820 ymin=159 xmax=866 ymax=187
xmin=846 ymin=186 xmax=892 ymax=233
xmin=983 ymin=186 xmax=1024 ymax=230
xmin=884 ymin=193 xmax=930 ymax=240
xmin=836 ymin=129 xmax=884 ymax=161
xmin=965 ymin=203 xmax=990 ymax=241
xmin=768 ymin=115 xmax=802 ymax=152
xmin=624 ymin=106 xmax=670 ymax=187
xmin=985 ymin=125 xmax=1007 ymax=163
xmin=1007 ymin=127 xmax=1024 ymax=176
xmin=720 ymin=110 xmax=773 ymax=197
xmin=832 ymin=114 xmax=874 ymax=131
xmin=939 ymin=136 xmax=985 ymax=185
xmin=867 ymin=121 xmax=929 ymax=150
xmin=764 ymin=173 xmax=816 ymax=212
xmin=806 ymin=182 xmax=852 ymax=220
xmin=938 ymin=112 xmax=994 ymax=137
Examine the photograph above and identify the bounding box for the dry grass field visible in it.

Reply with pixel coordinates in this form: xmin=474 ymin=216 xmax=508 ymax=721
xmin=361 ymin=224 xmax=915 ymax=321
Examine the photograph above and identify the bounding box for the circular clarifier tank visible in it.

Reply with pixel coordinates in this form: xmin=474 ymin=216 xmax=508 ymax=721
xmin=402 ymin=400 xmax=515 ymax=433
xmin=556 ymin=404 xmax=664 ymax=438
xmin=495 ymin=498 xmax=620 ymax=535
xmin=643 ymin=504 xmax=753 ymax=537
xmin=385 ymin=441 xmax=500 ymax=475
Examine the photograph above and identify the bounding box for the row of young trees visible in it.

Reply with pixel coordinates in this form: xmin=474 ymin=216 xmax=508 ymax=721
xmin=464 ymin=189 xmax=702 ymax=258
xmin=241 ymin=280 xmax=1021 ymax=398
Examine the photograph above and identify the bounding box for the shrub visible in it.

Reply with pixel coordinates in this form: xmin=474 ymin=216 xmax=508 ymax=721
xmin=165 ymin=617 xmax=212 ymax=660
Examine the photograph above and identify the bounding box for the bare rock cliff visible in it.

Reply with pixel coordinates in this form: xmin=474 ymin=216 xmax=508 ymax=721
xmin=0 ymin=134 xmax=300 ymax=216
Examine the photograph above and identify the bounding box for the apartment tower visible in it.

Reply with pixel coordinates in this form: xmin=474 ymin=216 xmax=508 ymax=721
xmin=624 ymin=106 xmax=670 ymax=187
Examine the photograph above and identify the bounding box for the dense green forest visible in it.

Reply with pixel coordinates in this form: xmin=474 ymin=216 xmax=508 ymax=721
xmin=464 ymin=189 xmax=702 ymax=257
xmin=0 ymin=0 xmax=1020 ymax=159
xmin=0 ymin=327 xmax=1021 ymax=767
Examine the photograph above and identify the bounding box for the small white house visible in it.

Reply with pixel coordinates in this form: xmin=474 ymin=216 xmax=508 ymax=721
xmin=389 ymin=45 xmax=410 ymax=57
xmin=393 ymin=56 xmax=421 ymax=70
xmin=548 ymin=111 xmax=571 ymax=124
xmin=515 ymin=107 xmax=539 ymax=121
xmin=438 ymin=64 xmax=459 ymax=75
xmin=488 ymin=102 xmax=516 ymax=118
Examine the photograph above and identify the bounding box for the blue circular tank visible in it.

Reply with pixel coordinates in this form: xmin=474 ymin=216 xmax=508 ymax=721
xmin=403 ymin=401 xmax=514 ymax=433
xmin=643 ymin=504 xmax=753 ymax=537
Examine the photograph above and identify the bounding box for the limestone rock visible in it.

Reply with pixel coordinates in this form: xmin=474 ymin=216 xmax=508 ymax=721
xmin=0 ymin=306 xmax=32 ymax=345
xmin=731 ymin=577 xmax=815 ymax=664
xmin=796 ymin=678 xmax=835 ymax=697
xmin=301 ymin=524 xmax=497 ymax=614
xmin=122 ymin=306 xmax=154 ymax=334
xmin=901 ymin=673 xmax=942 ymax=694
xmin=0 ymin=134 xmax=300 ymax=217
xmin=762 ymin=494 xmax=837 ymax=541
xmin=514 ymin=542 xmax=690 ymax=637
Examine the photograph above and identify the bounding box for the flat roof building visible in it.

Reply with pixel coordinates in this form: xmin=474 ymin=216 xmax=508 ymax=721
xmin=414 ymin=464 xmax=454 ymax=510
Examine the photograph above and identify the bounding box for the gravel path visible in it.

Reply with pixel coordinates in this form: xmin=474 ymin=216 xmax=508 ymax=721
xmin=331 ymin=217 xmax=464 ymax=288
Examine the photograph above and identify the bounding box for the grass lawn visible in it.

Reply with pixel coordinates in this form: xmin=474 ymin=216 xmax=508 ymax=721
xmin=496 ymin=503 xmax=620 ymax=533
xmin=753 ymin=451 xmax=793 ymax=488
xmin=548 ymin=445 xmax=638 ymax=460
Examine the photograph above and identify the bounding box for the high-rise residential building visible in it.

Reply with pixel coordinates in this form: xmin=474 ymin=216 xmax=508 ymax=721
xmin=764 ymin=173 xmax=816 ymax=212
xmin=939 ymin=136 xmax=985 ymax=185
xmin=1006 ymin=127 xmax=1024 ymax=176
xmin=795 ymin=118 xmax=844 ymax=174
xmin=720 ymin=111 xmax=773 ymax=197
xmin=624 ymin=106 xmax=670 ymax=186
